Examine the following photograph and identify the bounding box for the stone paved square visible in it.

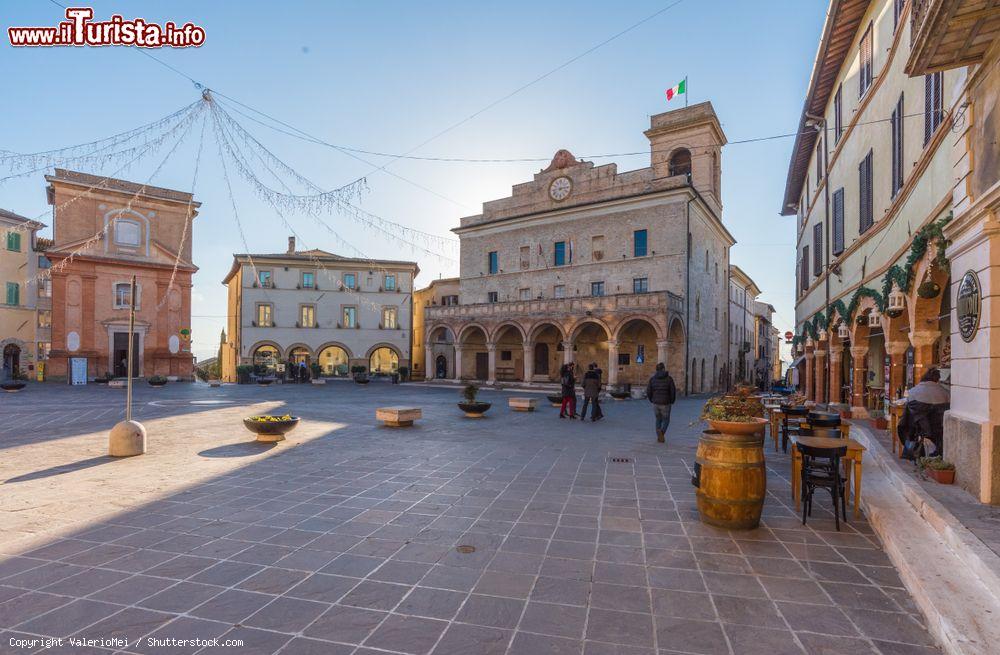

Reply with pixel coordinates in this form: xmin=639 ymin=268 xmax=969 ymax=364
xmin=0 ymin=382 xmax=939 ymax=654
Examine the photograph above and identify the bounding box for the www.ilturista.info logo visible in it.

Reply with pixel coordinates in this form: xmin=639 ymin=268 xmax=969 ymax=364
xmin=8 ymin=7 xmax=205 ymax=48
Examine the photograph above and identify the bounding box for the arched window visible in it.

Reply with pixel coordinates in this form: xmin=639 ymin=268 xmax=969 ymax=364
xmin=669 ymin=148 xmax=692 ymax=178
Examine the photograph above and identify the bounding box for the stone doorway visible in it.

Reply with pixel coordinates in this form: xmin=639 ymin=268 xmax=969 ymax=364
xmin=475 ymin=352 xmax=489 ymax=380
xmin=112 ymin=332 xmax=140 ymax=378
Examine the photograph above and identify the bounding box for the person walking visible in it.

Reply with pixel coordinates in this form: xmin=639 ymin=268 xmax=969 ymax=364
xmin=559 ymin=363 xmax=578 ymax=419
xmin=581 ymin=363 xmax=604 ymax=422
xmin=646 ymin=363 xmax=677 ymax=443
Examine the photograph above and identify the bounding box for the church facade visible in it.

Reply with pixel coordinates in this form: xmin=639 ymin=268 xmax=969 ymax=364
xmin=423 ymin=102 xmax=734 ymax=393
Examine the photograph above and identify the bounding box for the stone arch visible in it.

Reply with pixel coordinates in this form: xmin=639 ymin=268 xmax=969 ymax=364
xmin=316 ymin=341 xmax=353 ymax=377
xmin=427 ymin=324 xmax=456 ymax=346
xmin=367 ymin=343 xmax=401 ymax=374
xmin=668 ymin=147 xmax=692 ymax=178
xmin=569 ymin=317 xmax=612 ymax=343
xmin=612 ymin=314 xmax=665 ymax=341
xmin=528 ymin=320 xmax=567 ymax=343
xmin=490 ymin=321 xmax=527 ymax=344
xmin=458 ymin=323 xmax=490 ymax=345
xmin=615 ymin=317 xmax=661 ymax=385
xmin=283 ymin=343 xmax=313 ymax=361
xmin=571 ymin=320 xmax=612 ymax=383
xmin=908 ymin=243 xmax=950 ymax=382
xmin=248 ymin=340 xmax=282 ymax=360
xmin=849 ymin=296 xmax=880 ymax=345
xmin=528 ymin=321 xmax=564 ymax=382
xmin=426 ymin=325 xmax=456 ymax=380
xmin=493 ymin=323 xmax=526 ymax=381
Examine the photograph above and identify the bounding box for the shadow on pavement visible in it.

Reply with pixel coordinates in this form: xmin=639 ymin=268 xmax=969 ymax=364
xmin=4 ymin=455 xmax=120 ymax=484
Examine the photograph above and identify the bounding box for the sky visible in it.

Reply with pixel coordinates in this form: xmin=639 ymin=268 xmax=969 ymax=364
xmin=0 ymin=0 xmax=827 ymax=361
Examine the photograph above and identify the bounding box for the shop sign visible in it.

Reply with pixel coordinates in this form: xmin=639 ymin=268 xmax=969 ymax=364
xmin=957 ymin=270 xmax=981 ymax=343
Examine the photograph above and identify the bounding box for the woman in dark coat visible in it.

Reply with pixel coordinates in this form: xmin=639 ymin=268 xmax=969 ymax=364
xmin=559 ymin=363 xmax=578 ymax=419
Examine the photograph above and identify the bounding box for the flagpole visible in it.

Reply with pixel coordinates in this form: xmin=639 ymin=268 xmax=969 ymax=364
xmin=685 ymin=75 xmax=688 ymax=108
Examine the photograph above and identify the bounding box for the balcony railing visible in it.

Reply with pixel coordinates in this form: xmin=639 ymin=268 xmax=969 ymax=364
xmin=426 ymin=290 xmax=684 ymax=322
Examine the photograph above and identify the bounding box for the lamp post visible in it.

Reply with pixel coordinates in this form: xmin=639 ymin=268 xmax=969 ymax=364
xmin=109 ymin=275 xmax=147 ymax=456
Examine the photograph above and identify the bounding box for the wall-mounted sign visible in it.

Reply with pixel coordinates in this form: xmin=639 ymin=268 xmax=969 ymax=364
xmin=957 ymin=270 xmax=981 ymax=343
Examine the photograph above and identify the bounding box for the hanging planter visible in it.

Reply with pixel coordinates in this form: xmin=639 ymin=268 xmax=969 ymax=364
xmin=917 ymin=281 xmax=941 ymax=299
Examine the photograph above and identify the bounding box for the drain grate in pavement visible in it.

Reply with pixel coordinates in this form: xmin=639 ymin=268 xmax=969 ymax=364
xmin=456 ymin=545 xmax=476 ymax=554
xmin=609 ymin=457 xmax=632 ymax=463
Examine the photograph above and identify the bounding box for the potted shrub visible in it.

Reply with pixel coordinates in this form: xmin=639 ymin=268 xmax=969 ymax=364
xmin=352 ymin=365 xmax=369 ymax=384
xmin=546 ymin=393 xmax=563 ymax=407
xmin=397 ymin=366 xmax=409 ymax=382
xmin=701 ymin=394 xmax=767 ymax=435
xmin=243 ymin=414 xmax=300 ymax=442
xmin=310 ymin=362 xmax=322 ymax=379
xmin=236 ymin=365 xmax=252 ymax=385
xmin=458 ymin=384 xmax=491 ymax=417
xmin=147 ymin=375 xmax=168 ymax=387
xmin=871 ymin=410 xmax=888 ymax=430
xmin=921 ymin=456 xmax=956 ymax=484
xmin=1 ymin=378 xmax=26 ymax=392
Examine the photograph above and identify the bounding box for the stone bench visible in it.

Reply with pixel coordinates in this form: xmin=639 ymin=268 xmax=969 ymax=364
xmin=376 ymin=406 xmax=422 ymax=427
xmin=508 ymin=397 xmax=539 ymax=412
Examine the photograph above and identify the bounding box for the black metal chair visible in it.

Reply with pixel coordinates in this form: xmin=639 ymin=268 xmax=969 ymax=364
xmin=807 ymin=411 xmax=840 ymax=425
xmin=799 ymin=441 xmax=849 ymax=531
xmin=799 ymin=426 xmax=843 ymax=439
xmin=781 ymin=405 xmax=809 ymax=453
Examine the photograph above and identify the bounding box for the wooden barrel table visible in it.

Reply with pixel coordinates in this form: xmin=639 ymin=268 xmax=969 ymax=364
xmin=693 ymin=425 xmax=767 ymax=530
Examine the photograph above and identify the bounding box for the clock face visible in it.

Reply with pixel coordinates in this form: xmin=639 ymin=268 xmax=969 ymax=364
xmin=549 ymin=176 xmax=572 ymax=201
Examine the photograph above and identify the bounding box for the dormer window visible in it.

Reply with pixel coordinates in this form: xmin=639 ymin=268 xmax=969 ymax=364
xmin=668 ymin=148 xmax=692 ymax=178
xmin=114 ymin=219 xmax=141 ymax=247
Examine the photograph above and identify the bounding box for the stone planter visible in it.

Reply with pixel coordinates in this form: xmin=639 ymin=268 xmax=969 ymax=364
xmin=354 ymin=375 xmax=370 ymax=384
xmin=243 ymin=416 xmax=299 ymax=442
xmin=310 ymin=379 xmax=326 ymax=385
xmin=546 ymin=394 xmax=563 ymax=407
xmin=147 ymin=379 xmax=168 ymax=388
xmin=1 ymin=382 xmax=25 ymax=393
xmin=257 ymin=379 xmax=274 ymax=387
xmin=458 ymin=401 xmax=492 ymax=418
xmin=610 ymin=391 xmax=630 ymax=400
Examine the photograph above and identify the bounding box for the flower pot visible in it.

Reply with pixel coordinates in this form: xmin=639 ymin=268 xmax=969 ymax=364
xmin=926 ymin=467 xmax=955 ymax=484
xmin=243 ymin=415 xmax=300 ymax=442
xmin=354 ymin=375 xmax=369 ymax=384
xmin=546 ymin=394 xmax=563 ymax=407
xmin=1 ymin=382 xmax=25 ymax=393
xmin=705 ymin=418 xmax=768 ymax=436
xmin=148 ymin=380 xmax=167 ymax=387
xmin=257 ymin=379 xmax=273 ymax=386
xmin=610 ymin=391 xmax=630 ymax=400
xmin=873 ymin=417 xmax=888 ymax=430
xmin=458 ymin=401 xmax=492 ymax=417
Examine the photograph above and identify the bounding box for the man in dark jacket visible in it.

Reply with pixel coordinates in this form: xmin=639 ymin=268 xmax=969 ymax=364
xmin=581 ymin=363 xmax=604 ymax=422
xmin=646 ymin=363 xmax=677 ymax=443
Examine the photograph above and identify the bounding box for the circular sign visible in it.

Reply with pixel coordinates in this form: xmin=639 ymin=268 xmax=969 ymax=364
xmin=957 ymin=270 xmax=981 ymax=343
xmin=66 ymin=331 xmax=80 ymax=352
xmin=784 ymin=331 xmax=793 ymax=343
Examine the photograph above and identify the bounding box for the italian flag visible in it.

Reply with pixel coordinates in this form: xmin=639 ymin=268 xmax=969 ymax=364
xmin=665 ymin=79 xmax=686 ymax=101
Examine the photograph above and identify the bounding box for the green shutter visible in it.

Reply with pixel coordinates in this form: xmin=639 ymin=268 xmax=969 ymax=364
xmin=6 ymin=282 xmax=19 ymax=306
xmin=6 ymin=232 xmax=21 ymax=252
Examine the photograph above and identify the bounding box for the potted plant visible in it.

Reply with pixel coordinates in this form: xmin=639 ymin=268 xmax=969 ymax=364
xmin=147 ymin=375 xmax=168 ymax=387
xmin=458 ymin=384 xmax=491 ymax=417
xmin=243 ymin=414 xmax=300 ymax=442
xmin=921 ymin=456 xmax=955 ymax=484
xmin=397 ymin=366 xmax=409 ymax=382
xmin=546 ymin=393 xmax=563 ymax=407
xmin=352 ymin=365 xmax=369 ymax=384
xmin=236 ymin=365 xmax=252 ymax=385
xmin=1 ymin=379 xmax=25 ymax=393
xmin=871 ymin=409 xmax=888 ymax=430
xmin=701 ymin=394 xmax=767 ymax=435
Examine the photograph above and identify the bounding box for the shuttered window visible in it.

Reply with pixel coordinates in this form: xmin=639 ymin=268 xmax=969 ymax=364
xmin=891 ymin=93 xmax=905 ymax=197
xmin=800 ymin=246 xmax=810 ymax=291
xmin=859 ymin=24 xmax=873 ymax=97
xmin=924 ymin=72 xmax=943 ymax=145
xmin=834 ymin=85 xmax=843 ymax=143
xmin=813 ymin=223 xmax=823 ymax=276
xmin=832 ymin=188 xmax=845 ymax=255
xmin=859 ymin=150 xmax=874 ymax=234
xmin=816 ymin=142 xmax=823 ymax=182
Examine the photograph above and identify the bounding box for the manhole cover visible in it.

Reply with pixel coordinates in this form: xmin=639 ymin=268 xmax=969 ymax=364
xmin=456 ymin=545 xmax=476 ymax=554
xmin=609 ymin=457 xmax=632 ymax=463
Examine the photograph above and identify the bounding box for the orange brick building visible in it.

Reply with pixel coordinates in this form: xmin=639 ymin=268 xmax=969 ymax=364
xmin=44 ymin=169 xmax=198 ymax=382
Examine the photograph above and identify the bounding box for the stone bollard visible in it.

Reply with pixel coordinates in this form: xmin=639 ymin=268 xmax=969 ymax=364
xmin=109 ymin=420 xmax=147 ymax=457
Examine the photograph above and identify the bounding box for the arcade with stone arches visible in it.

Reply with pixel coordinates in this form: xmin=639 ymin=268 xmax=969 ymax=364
xmin=425 ymin=312 xmax=688 ymax=390
xmin=246 ymin=341 xmax=404 ymax=377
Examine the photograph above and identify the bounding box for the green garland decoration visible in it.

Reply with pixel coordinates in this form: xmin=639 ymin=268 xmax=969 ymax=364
xmin=829 ymin=299 xmax=849 ymax=326
xmin=848 ymin=286 xmax=885 ymax=316
xmin=881 ymin=264 xmax=908 ymax=304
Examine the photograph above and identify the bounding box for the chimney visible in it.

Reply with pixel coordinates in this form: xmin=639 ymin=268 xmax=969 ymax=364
xmin=287 ymin=236 xmax=296 ymax=254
